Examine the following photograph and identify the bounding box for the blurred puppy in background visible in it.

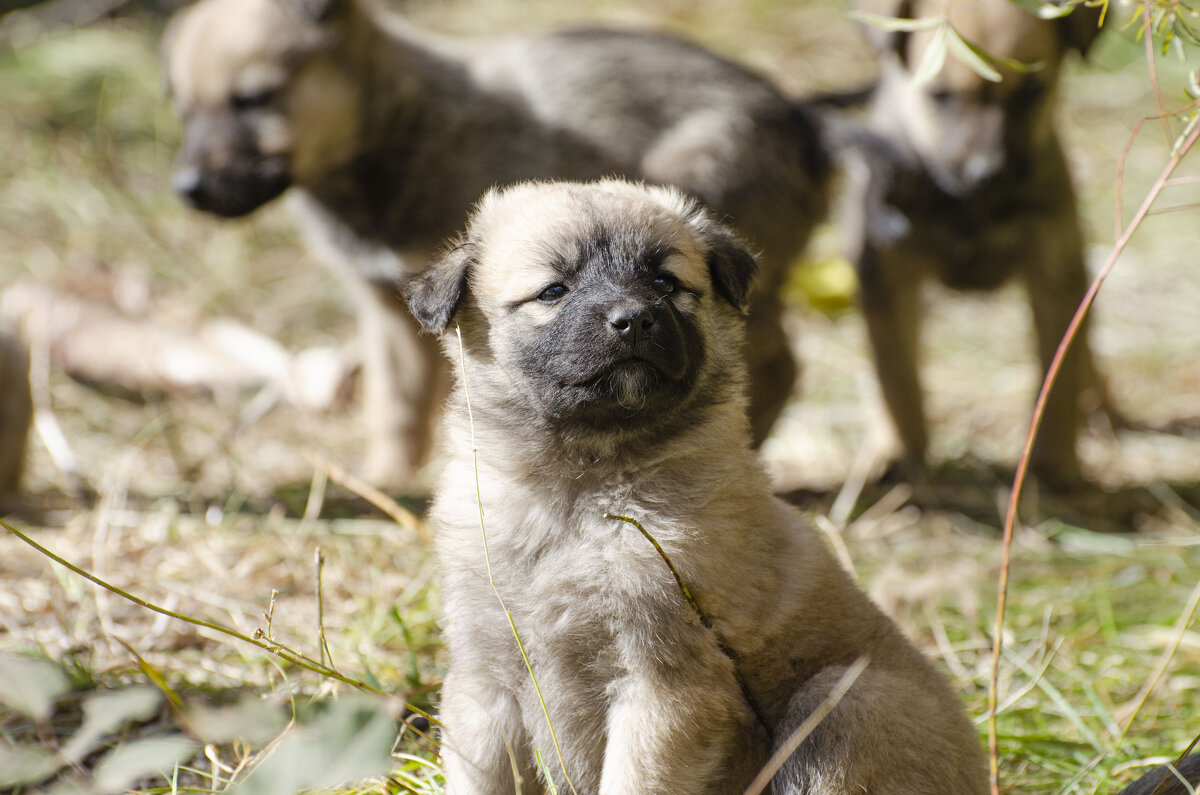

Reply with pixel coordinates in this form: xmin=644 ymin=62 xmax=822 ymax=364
xmin=408 ymin=179 xmax=988 ymax=794
xmin=0 ymin=330 xmax=33 ymax=494
xmin=163 ymin=0 xmax=829 ymax=488
xmin=844 ymin=0 xmax=1106 ymax=487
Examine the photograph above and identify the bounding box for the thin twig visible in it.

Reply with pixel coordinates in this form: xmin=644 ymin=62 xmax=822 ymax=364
xmin=302 ymin=465 xmax=328 ymax=526
xmin=1142 ymin=0 xmax=1174 ymax=145
xmin=454 ymin=325 xmax=579 ymax=795
xmin=305 ymin=451 xmax=431 ymax=541
xmin=315 ymin=547 xmax=333 ymax=669
xmin=742 ymin=656 xmax=870 ymax=795
xmin=1146 ymin=201 xmax=1200 ymax=216
xmin=264 ymin=589 xmax=278 ymax=642
xmin=986 ymin=108 xmax=1200 ymax=795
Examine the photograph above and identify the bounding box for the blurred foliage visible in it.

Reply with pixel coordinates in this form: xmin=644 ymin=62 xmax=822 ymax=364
xmin=0 ymin=651 xmax=401 ymax=793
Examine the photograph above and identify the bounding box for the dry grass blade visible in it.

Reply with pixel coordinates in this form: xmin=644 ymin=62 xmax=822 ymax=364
xmin=305 ymin=451 xmax=431 ymax=541
xmin=1114 ymin=577 xmax=1200 ymax=738
xmin=454 ymin=325 xmax=579 ymax=795
xmin=0 ymin=517 xmax=435 ymax=724
xmin=742 ymin=656 xmax=871 ymax=795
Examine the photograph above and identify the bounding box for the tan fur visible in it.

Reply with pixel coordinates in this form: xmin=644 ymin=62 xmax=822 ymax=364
xmin=0 ymin=331 xmax=33 ymax=494
xmin=414 ymin=180 xmax=987 ymax=794
xmin=163 ymin=0 xmax=829 ymax=488
xmin=846 ymin=0 xmax=1106 ymax=486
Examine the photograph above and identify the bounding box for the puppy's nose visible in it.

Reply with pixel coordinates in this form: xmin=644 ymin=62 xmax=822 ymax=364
xmin=173 ymin=167 xmax=205 ymax=204
xmin=609 ymin=304 xmax=654 ymax=345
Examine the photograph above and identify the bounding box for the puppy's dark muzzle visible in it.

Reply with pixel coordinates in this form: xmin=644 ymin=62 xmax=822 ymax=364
xmin=608 ymin=302 xmax=655 ymax=346
xmin=174 ymin=159 xmax=291 ymax=218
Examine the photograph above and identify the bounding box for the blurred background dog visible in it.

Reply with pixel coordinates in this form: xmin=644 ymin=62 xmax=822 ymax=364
xmin=844 ymin=0 xmax=1107 ymax=488
xmin=164 ymin=0 xmax=829 ymax=489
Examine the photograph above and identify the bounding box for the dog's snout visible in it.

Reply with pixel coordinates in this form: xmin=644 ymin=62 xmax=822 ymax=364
xmin=173 ymin=167 xmax=205 ymax=204
xmin=608 ymin=303 xmax=655 ymax=345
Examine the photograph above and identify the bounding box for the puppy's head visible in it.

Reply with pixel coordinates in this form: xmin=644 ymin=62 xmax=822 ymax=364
xmin=163 ymin=0 xmax=361 ymax=217
xmin=868 ymin=0 xmax=1101 ymax=193
xmin=407 ymin=180 xmax=758 ymax=438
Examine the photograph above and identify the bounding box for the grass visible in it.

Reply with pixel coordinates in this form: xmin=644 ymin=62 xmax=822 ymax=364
xmin=0 ymin=0 xmax=1198 ymax=793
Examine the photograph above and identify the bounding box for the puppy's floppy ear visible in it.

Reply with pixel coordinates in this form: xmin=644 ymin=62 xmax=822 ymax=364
xmin=682 ymin=205 xmax=759 ymax=311
xmin=405 ymin=242 xmax=476 ymax=334
xmin=704 ymin=228 xmax=760 ymax=312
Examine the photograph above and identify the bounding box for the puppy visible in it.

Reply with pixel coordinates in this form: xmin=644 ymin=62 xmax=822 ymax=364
xmin=844 ymin=0 xmax=1105 ymax=487
xmin=407 ymin=180 xmax=987 ymax=794
xmin=0 ymin=330 xmax=33 ymax=494
xmin=163 ymin=0 xmax=829 ymax=487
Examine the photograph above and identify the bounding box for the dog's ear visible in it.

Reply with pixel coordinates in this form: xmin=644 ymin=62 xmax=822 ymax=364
xmin=405 ymin=242 xmax=476 ymax=334
xmin=675 ymin=217 xmax=756 ymax=314
xmin=677 ymin=200 xmax=759 ymax=311
xmin=703 ymin=228 xmax=760 ymax=312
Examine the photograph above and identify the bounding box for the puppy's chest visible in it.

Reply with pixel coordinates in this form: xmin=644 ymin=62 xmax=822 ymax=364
xmin=487 ymin=495 xmax=694 ymax=628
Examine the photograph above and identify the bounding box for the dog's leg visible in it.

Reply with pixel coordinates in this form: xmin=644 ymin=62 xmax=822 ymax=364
xmin=743 ymin=293 xmax=796 ymax=447
xmin=355 ymin=279 xmax=448 ymax=489
xmin=439 ymin=668 xmax=536 ymax=795
xmin=598 ymin=652 xmax=762 ymax=792
xmin=857 ymin=244 xmax=928 ymax=471
xmin=776 ymin=662 xmax=988 ymax=795
xmin=0 ymin=333 xmax=32 ymax=493
xmin=1021 ymin=169 xmax=1088 ymax=487
xmin=1022 ymin=264 xmax=1087 ymax=487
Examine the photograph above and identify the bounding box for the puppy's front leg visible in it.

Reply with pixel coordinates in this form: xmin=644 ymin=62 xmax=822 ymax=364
xmin=599 ymin=663 xmax=759 ymax=794
xmin=440 ymin=668 xmax=538 ymax=795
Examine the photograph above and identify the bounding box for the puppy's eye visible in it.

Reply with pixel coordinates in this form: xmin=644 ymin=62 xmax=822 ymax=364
xmin=651 ymin=275 xmax=676 ymax=295
xmin=538 ymin=283 xmax=568 ymax=302
xmin=231 ymin=90 xmax=274 ymax=111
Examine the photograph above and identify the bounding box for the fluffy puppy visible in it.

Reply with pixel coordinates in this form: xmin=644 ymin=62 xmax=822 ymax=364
xmin=407 ymin=180 xmax=987 ymax=794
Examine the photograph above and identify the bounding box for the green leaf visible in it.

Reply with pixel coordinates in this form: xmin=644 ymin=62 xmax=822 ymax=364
xmin=62 ymin=687 xmax=163 ymax=763
xmin=0 ymin=652 xmax=71 ymax=722
xmin=184 ymin=698 xmax=288 ymax=745
xmin=1006 ymin=0 xmax=1084 ymax=19
xmin=0 ymin=744 xmax=62 ymax=788
xmin=230 ymin=697 xmax=397 ymax=795
xmin=945 ymin=28 xmax=1004 ymax=83
xmin=911 ymin=23 xmax=950 ymax=88
xmin=92 ymin=736 xmax=197 ymax=794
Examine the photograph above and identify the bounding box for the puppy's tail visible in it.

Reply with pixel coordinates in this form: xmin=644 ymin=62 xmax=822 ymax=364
xmin=1112 ymin=753 xmax=1200 ymax=795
